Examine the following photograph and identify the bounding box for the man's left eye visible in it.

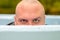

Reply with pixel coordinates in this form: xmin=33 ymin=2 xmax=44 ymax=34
xmin=33 ymin=19 xmax=40 ymax=23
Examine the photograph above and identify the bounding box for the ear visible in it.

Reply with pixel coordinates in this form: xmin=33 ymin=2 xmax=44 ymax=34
xmin=14 ymin=16 xmax=16 ymax=21
xmin=44 ymin=15 xmax=45 ymax=24
xmin=44 ymin=15 xmax=46 ymax=18
xmin=14 ymin=16 xmax=16 ymax=25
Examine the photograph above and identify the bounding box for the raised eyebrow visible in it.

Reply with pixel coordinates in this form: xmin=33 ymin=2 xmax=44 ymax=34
xmin=33 ymin=17 xmax=41 ymax=20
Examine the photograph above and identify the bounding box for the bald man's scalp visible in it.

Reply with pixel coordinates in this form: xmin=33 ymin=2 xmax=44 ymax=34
xmin=15 ymin=0 xmax=45 ymax=16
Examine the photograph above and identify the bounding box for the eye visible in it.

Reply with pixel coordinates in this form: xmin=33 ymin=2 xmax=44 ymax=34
xmin=33 ymin=19 xmax=40 ymax=23
xmin=19 ymin=19 xmax=28 ymax=23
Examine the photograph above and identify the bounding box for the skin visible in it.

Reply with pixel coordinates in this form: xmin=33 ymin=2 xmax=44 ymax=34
xmin=15 ymin=0 xmax=45 ymax=25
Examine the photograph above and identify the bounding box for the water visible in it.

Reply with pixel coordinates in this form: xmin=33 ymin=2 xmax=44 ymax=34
xmin=0 ymin=14 xmax=60 ymax=25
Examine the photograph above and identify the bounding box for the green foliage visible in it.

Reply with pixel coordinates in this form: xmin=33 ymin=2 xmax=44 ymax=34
xmin=38 ymin=0 xmax=60 ymax=15
xmin=0 ymin=0 xmax=60 ymax=15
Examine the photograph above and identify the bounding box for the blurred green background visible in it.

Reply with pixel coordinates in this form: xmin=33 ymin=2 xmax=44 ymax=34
xmin=0 ymin=0 xmax=60 ymax=15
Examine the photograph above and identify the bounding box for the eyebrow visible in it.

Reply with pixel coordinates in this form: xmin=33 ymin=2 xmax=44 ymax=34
xmin=18 ymin=19 xmax=28 ymax=20
xmin=18 ymin=17 xmax=41 ymax=20
xmin=33 ymin=17 xmax=41 ymax=20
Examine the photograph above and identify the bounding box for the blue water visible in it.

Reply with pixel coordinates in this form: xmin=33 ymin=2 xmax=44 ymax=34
xmin=0 ymin=14 xmax=60 ymax=25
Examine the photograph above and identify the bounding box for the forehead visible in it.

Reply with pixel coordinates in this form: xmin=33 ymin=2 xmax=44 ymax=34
xmin=16 ymin=12 xmax=42 ymax=20
xmin=16 ymin=1 xmax=45 ymax=19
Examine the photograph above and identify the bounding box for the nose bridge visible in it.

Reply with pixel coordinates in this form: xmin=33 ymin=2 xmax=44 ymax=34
xmin=28 ymin=21 xmax=32 ymax=25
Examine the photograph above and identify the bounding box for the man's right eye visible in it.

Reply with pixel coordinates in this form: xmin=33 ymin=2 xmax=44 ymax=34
xmin=19 ymin=19 xmax=28 ymax=23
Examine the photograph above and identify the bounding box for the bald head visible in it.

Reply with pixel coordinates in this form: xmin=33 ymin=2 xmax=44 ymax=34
xmin=16 ymin=0 xmax=45 ymax=15
xmin=15 ymin=0 xmax=45 ymax=25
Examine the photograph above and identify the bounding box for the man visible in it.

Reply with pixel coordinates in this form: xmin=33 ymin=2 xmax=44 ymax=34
xmin=8 ymin=0 xmax=45 ymax=25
